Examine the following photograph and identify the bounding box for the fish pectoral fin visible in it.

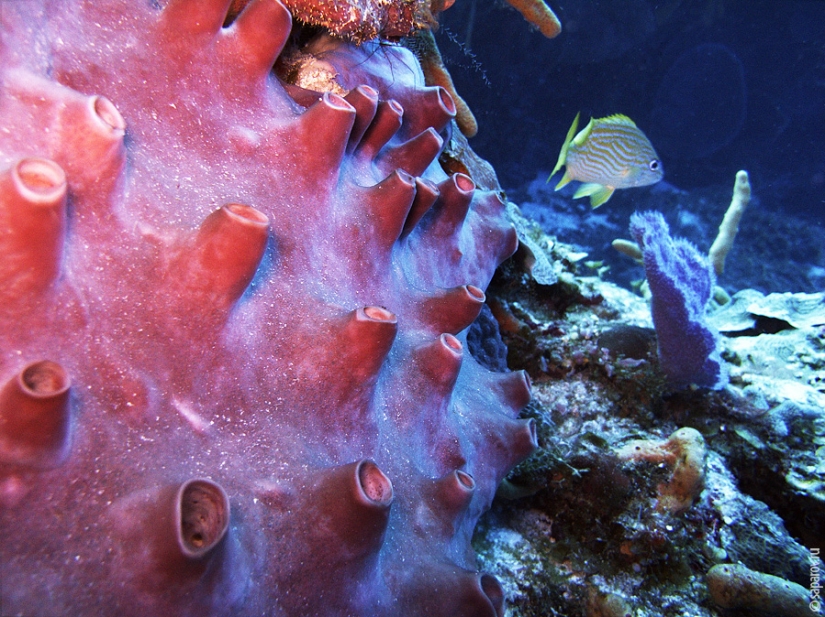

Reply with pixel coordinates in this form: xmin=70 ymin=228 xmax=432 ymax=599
xmin=572 ymin=183 xmax=604 ymax=198
xmin=589 ymin=186 xmax=615 ymax=207
xmin=573 ymin=183 xmax=615 ymax=207
xmin=554 ymin=170 xmax=574 ymax=191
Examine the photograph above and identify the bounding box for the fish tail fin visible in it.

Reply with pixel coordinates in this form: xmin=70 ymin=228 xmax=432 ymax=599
xmin=573 ymin=183 xmax=615 ymax=208
xmin=549 ymin=112 xmax=580 ymax=183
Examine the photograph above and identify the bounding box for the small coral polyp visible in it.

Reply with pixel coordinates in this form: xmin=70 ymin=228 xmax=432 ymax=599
xmin=0 ymin=1 xmax=534 ymax=615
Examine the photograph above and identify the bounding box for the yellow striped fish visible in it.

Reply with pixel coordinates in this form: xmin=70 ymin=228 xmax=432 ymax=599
xmin=550 ymin=112 xmax=663 ymax=207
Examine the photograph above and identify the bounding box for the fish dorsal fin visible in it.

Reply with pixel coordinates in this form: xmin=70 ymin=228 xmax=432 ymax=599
xmin=549 ymin=112 xmax=581 ymax=181
xmin=571 ymin=116 xmax=595 ymax=147
xmin=598 ymin=114 xmax=638 ymax=128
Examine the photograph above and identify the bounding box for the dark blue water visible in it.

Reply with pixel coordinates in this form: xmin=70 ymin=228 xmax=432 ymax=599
xmin=437 ymin=0 xmax=825 ymax=227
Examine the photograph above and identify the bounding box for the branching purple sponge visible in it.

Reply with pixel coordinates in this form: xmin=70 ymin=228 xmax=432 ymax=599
xmin=630 ymin=211 xmax=727 ymax=390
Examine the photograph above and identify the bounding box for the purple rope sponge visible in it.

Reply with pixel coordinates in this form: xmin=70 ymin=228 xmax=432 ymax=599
xmin=630 ymin=211 xmax=727 ymax=390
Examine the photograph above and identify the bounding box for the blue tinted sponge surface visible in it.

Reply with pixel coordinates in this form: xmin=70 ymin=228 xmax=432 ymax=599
xmin=630 ymin=211 xmax=727 ymax=389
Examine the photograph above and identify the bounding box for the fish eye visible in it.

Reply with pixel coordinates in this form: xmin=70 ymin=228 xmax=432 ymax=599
xmin=649 ymin=159 xmax=661 ymax=172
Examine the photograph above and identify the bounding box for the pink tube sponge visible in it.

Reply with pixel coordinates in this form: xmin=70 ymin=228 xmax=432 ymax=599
xmin=0 ymin=1 xmax=533 ymax=615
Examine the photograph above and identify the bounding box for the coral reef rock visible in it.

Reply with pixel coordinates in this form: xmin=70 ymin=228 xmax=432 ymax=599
xmin=0 ymin=1 xmax=536 ymax=615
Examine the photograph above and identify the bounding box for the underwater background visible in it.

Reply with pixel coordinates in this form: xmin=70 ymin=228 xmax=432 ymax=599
xmin=436 ymin=0 xmax=825 ymax=294
xmin=433 ymin=3 xmax=824 ymax=615
xmin=1 ymin=1 xmax=822 ymax=615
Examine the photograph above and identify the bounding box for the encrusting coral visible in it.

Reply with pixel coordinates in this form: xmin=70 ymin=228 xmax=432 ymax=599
xmin=707 ymin=563 xmax=813 ymax=617
xmin=230 ymin=0 xmax=560 ymax=43
xmin=0 ymin=0 xmax=538 ymax=615
xmin=615 ymin=426 xmax=707 ymax=514
xmin=230 ymin=0 xmax=438 ymax=43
